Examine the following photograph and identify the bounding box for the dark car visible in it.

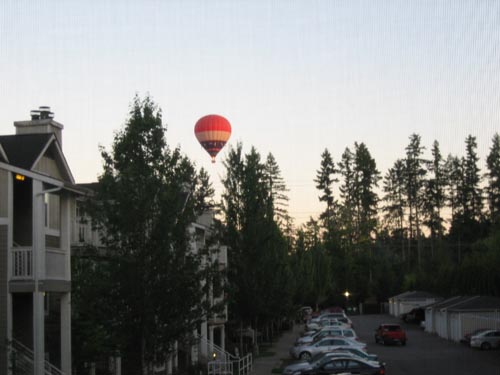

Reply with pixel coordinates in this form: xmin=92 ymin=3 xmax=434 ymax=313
xmin=375 ymin=323 xmax=407 ymax=345
xmin=301 ymin=356 xmax=385 ymax=375
xmin=401 ymin=307 xmax=425 ymax=323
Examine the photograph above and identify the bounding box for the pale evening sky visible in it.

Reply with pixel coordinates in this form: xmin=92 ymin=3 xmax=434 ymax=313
xmin=1 ymin=1 xmax=499 ymax=225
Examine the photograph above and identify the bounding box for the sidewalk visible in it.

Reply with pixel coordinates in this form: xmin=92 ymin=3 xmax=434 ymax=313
xmin=251 ymin=324 xmax=301 ymax=375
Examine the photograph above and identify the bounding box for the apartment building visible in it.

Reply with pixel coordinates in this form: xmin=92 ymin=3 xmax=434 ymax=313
xmin=0 ymin=107 xmax=81 ymax=375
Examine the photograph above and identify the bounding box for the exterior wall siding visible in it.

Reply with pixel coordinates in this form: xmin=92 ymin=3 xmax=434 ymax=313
xmin=0 ymin=170 xmax=8 ymax=217
xmin=0 ymin=225 xmax=8 ymax=374
xmin=34 ymin=156 xmax=63 ymax=180
xmin=460 ymin=312 xmax=500 ymax=339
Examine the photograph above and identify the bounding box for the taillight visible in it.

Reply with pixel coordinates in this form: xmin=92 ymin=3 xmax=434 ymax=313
xmin=379 ymin=368 xmax=385 ymax=375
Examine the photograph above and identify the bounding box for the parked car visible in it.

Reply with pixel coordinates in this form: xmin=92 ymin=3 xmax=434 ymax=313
xmin=283 ymin=351 xmax=369 ymax=375
xmin=296 ymin=327 xmax=358 ymax=345
xmin=302 ymin=321 xmax=350 ymax=336
xmin=401 ymin=307 xmax=425 ymax=323
xmin=375 ymin=323 xmax=407 ymax=345
xmin=299 ymin=356 xmax=386 ymax=375
xmin=470 ymin=329 xmax=500 ymax=350
xmin=290 ymin=337 xmax=367 ymax=360
xmin=460 ymin=328 xmax=489 ymax=344
xmin=330 ymin=347 xmax=379 ymax=363
xmin=307 ymin=316 xmax=353 ymax=331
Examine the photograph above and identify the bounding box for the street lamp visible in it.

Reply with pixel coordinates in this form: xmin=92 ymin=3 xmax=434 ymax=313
xmin=344 ymin=291 xmax=350 ymax=311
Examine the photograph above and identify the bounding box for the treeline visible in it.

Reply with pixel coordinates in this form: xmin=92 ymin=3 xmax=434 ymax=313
xmin=71 ymin=95 xmax=500 ymax=372
xmin=220 ymin=132 xmax=500 ymax=338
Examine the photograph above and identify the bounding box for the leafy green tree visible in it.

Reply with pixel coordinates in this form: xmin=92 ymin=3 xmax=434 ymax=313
xmin=486 ymin=133 xmax=500 ymax=223
xmin=87 ymin=96 xmax=216 ymax=374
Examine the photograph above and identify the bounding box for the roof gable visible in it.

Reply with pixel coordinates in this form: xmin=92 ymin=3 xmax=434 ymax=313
xmin=0 ymin=134 xmax=53 ymax=169
xmin=0 ymin=133 xmax=74 ymax=183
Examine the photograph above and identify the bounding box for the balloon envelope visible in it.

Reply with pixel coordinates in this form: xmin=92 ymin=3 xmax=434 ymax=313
xmin=194 ymin=114 xmax=232 ymax=163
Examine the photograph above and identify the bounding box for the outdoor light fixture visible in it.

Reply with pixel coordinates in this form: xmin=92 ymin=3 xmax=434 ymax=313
xmin=344 ymin=291 xmax=350 ymax=298
xmin=212 ymin=352 xmax=217 ymax=360
xmin=15 ymin=174 xmax=25 ymax=181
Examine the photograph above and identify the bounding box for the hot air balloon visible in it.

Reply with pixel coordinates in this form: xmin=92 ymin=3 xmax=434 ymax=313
xmin=194 ymin=114 xmax=232 ymax=163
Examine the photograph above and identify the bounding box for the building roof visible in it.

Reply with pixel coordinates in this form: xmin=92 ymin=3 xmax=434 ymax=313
xmin=448 ymin=296 xmax=500 ymax=312
xmin=0 ymin=133 xmax=53 ymax=169
xmin=391 ymin=290 xmax=440 ymax=301
xmin=425 ymin=296 xmax=466 ymax=310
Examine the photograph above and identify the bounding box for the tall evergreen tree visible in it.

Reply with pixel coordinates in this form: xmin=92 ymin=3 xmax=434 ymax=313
xmin=423 ymin=141 xmax=446 ymax=257
xmin=382 ymin=159 xmax=407 ymax=261
xmin=486 ymin=133 xmax=500 ymax=224
xmin=315 ymin=148 xmax=338 ymax=233
xmin=221 ymin=144 xmax=292 ymax=343
xmin=264 ymin=152 xmax=290 ymax=227
xmin=338 ymin=147 xmax=356 ymax=246
xmin=88 ymin=96 xmax=216 ymax=374
xmin=353 ymin=142 xmax=380 ymax=244
xmin=404 ymin=134 xmax=427 ymax=266
xmin=461 ymin=135 xmax=483 ymax=221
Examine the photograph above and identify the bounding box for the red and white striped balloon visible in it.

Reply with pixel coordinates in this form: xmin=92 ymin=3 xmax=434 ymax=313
xmin=194 ymin=114 xmax=232 ymax=163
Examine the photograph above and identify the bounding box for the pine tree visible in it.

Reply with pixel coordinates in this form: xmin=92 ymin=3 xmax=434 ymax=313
xmin=221 ymin=144 xmax=293 ymax=344
xmin=315 ymin=148 xmax=338 ymax=236
xmin=353 ymin=142 xmax=380 ymax=244
xmin=486 ymin=133 xmax=500 ymax=223
xmin=382 ymin=159 xmax=407 ymax=260
xmin=87 ymin=96 xmax=216 ymax=373
xmin=404 ymin=134 xmax=427 ymax=267
xmin=422 ymin=141 xmax=446 ymax=257
xmin=338 ymin=147 xmax=356 ymax=246
xmin=264 ymin=152 xmax=290 ymax=227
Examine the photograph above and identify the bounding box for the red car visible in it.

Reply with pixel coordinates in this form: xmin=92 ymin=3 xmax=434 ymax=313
xmin=375 ymin=323 xmax=407 ymax=345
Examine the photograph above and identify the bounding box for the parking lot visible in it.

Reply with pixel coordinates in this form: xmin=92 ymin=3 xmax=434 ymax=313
xmin=351 ymin=314 xmax=500 ymax=375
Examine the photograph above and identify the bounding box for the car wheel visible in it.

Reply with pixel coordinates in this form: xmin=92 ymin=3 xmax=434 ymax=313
xmin=401 ymin=340 xmax=406 ymax=346
xmin=481 ymin=342 xmax=491 ymax=350
xmin=299 ymin=352 xmax=311 ymax=360
xmin=382 ymin=338 xmax=387 ymax=346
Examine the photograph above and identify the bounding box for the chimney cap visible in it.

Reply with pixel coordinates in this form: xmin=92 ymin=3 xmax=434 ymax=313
xmin=30 ymin=106 xmax=54 ymax=120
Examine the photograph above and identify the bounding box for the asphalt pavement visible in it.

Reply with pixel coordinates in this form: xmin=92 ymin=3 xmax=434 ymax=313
xmin=251 ymin=314 xmax=500 ymax=375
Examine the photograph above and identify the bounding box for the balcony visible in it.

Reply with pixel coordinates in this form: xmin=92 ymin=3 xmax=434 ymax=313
xmin=11 ymin=247 xmax=33 ymax=280
xmin=11 ymin=246 xmax=68 ymax=281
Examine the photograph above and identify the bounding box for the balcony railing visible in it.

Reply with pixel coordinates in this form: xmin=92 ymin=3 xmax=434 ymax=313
xmin=11 ymin=247 xmax=33 ymax=280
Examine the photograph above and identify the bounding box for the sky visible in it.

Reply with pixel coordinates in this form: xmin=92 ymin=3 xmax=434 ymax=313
xmin=1 ymin=0 xmax=499 ymax=225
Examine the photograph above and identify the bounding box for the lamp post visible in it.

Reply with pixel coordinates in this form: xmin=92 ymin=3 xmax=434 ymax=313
xmin=344 ymin=291 xmax=350 ymax=311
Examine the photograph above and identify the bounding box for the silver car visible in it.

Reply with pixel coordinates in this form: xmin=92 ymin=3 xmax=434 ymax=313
xmin=290 ymin=337 xmax=367 ymax=360
xmin=296 ymin=327 xmax=358 ymax=345
xmin=470 ymin=329 xmax=500 ymax=350
xmin=283 ymin=351 xmax=362 ymax=375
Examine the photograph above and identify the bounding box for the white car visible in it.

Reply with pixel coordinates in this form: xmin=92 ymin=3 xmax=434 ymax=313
xmin=290 ymin=337 xmax=367 ymax=360
xmin=296 ymin=327 xmax=358 ymax=345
